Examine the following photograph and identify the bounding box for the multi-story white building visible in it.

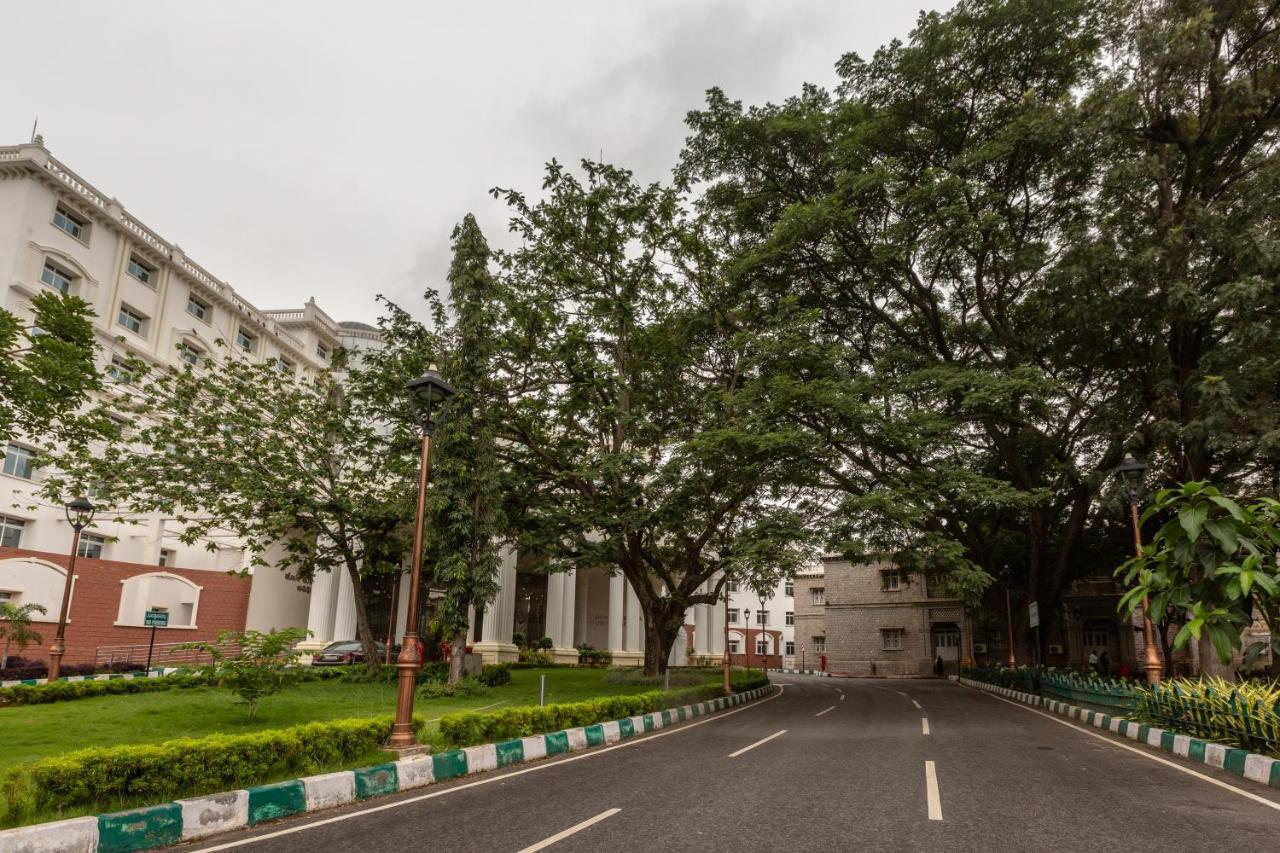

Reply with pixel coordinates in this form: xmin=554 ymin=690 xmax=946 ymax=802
xmin=0 ymin=137 xmax=797 ymax=670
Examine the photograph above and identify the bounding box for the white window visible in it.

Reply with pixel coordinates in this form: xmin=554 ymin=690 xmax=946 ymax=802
xmin=158 ymin=548 xmax=174 ymax=567
xmin=186 ymin=295 xmax=210 ymax=322
xmin=728 ymin=638 xmax=741 ymax=653
xmin=0 ymin=590 xmax=12 ymax=603
xmin=53 ymin=204 xmax=88 ymax=241
xmin=3 ymin=444 xmax=35 ymax=479
xmin=117 ymin=304 xmax=148 ymax=336
xmin=728 ymin=580 xmax=739 ymax=592
xmin=785 ymin=611 xmax=795 ymax=626
xmin=756 ymin=638 xmax=768 ymax=655
xmin=116 ymin=571 xmax=200 ymax=628
xmin=127 ymin=256 xmax=154 ymax=286
xmin=77 ymin=533 xmax=106 ymax=559
xmin=235 ymin=328 xmax=256 ymax=353
xmin=784 ymin=579 xmax=794 ymax=597
xmin=108 ymin=357 xmax=133 ymax=384
xmin=785 ymin=641 xmax=795 ymax=656
xmin=881 ymin=628 xmax=905 ymax=651
xmin=811 ymin=587 xmax=825 ymax=606
xmin=177 ymin=343 xmax=201 ymax=368
xmin=881 ymin=570 xmax=901 ymax=591
xmin=41 ymin=260 xmax=76 ymax=295
xmin=727 ymin=608 xmax=739 ymax=624
xmin=812 ymin=636 xmax=826 ymax=653
xmin=0 ymin=516 xmax=25 ymax=548
xmin=316 ymin=343 xmax=329 ymax=360
xmin=275 ymin=356 xmax=294 ymax=375
xmin=756 ymin=610 xmax=769 ymax=626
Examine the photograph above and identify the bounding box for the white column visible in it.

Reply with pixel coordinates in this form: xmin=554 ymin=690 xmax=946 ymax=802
xmin=608 ymin=572 xmax=625 ymax=651
xmin=332 ymin=568 xmax=357 ymax=641
xmin=498 ymin=547 xmax=518 ymax=642
xmin=467 ymin=603 xmax=477 ymax=642
xmin=693 ymin=586 xmax=709 ymax=655
xmin=709 ymin=594 xmax=724 ymax=655
xmin=546 ymin=573 xmax=565 ymax=647
xmin=306 ymin=569 xmax=339 ymax=644
xmin=560 ymin=569 xmax=576 ymax=648
xmin=394 ymin=571 xmax=410 ymax=642
xmin=624 ymin=580 xmax=642 ymax=651
xmin=481 ymin=600 xmax=500 ymax=642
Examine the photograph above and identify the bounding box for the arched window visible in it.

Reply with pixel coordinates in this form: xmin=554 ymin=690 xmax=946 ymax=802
xmin=115 ymin=572 xmax=201 ymax=628
xmin=0 ymin=558 xmax=71 ymax=620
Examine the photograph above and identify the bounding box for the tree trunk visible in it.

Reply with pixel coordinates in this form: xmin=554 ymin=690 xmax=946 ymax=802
xmin=447 ymin=628 xmax=468 ymax=684
xmin=1197 ymin=633 xmax=1235 ymax=682
xmin=641 ymin=600 xmax=686 ymax=677
xmin=1 ymin=637 xmax=8 ymax=670
xmin=343 ymin=559 xmax=382 ymax=675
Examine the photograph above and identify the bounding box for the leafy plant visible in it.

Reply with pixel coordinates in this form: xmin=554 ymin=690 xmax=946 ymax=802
xmin=180 ymin=628 xmax=310 ymax=720
xmin=0 ymin=602 xmax=46 ymax=669
xmin=1133 ymin=677 xmax=1280 ymax=758
xmin=1115 ymin=483 xmax=1280 ymax=671
xmin=416 ymin=676 xmax=488 ymax=699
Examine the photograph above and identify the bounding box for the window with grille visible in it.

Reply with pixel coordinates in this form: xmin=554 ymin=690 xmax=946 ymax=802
xmin=881 ymin=570 xmax=901 ymax=591
xmin=881 ymin=628 xmax=905 ymax=650
xmin=811 ymin=588 xmax=825 ymax=605
xmin=812 ymin=636 xmax=826 ymax=653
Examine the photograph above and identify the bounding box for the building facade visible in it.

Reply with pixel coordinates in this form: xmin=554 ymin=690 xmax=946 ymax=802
xmin=794 ymin=556 xmax=974 ymax=677
xmin=0 ymin=139 xmax=372 ymax=663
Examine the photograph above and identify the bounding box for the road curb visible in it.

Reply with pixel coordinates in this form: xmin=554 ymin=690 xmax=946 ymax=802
xmin=0 ymin=668 xmax=182 ymax=689
xmin=0 ymin=685 xmax=775 ymax=852
xmin=773 ymin=668 xmax=831 ymax=677
xmin=958 ymin=677 xmax=1280 ymax=790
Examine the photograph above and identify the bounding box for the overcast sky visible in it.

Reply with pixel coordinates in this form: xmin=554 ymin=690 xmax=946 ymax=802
xmin=3 ymin=1 xmax=951 ymax=324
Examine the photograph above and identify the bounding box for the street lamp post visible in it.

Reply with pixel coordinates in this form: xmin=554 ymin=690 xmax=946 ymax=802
xmin=1114 ymin=453 xmax=1162 ymax=685
xmin=48 ymin=496 xmax=95 ymax=682
xmin=388 ymin=369 xmax=454 ymax=752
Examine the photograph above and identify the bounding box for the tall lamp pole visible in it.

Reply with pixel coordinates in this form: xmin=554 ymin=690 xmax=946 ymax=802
xmin=48 ymin=496 xmax=96 ymax=682
xmin=1114 ymin=453 xmax=1162 ymax=685
xmin=388 ymin=369 xmax=454 ymax=751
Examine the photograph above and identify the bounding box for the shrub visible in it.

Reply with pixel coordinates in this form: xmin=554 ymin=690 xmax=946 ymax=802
xmin=537 ymin=636 xmax=554 ymax=650
xmin=438 ymin=677 xmax=767 ymax=747
xmin=575 ymin=645 xmax=612 ymax=668
xmin=337 ymin=661 xmax=448 ymax=684
xmin=181 ymin=628 xmax=309 ymax=720
xmin=511 ymin=632 xmax=527 ymax=649
xmin=603 ymin=667 xmax=707 ymax=687
xmin=1133 ymin=677 xmax=1280 ymax=758
xmin=479 ymin=664 xmax=512 ymax=687
xmin=0 ymin=715 xmax=424 ymax=827
xmin=517 ymin=650 xmax=554 ymax=666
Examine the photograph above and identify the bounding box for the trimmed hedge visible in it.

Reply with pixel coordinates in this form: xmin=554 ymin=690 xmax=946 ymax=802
xmin=0 ymin=666 xmax=347 ymax=708
xmin=439 ymin=675 xmax=771 ymax=747
xmin=0 ymin=715 xmax=423 ymax=827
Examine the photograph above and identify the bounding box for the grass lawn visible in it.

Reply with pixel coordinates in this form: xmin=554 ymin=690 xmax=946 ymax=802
xmin=0 ymin=667 xmax=721 ymax=772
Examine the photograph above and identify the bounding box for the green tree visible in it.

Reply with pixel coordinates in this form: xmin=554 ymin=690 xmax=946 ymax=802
xmin=1116 ymin=482 xmax=1280 ymax=676
xmin=0 ymin=601 xmax=46 ymax=669
xmin=0 ymin=291 xmax=105 ymax=453
xmin=40 ymin=346 xmax=419 ymax=674
xmin=421 ymin=215 xmax=505 ymax=684
xmin=492 ymin=161 xmax=812 ymax=674
xmin=181 ymin=627 xmax=310 ymax=720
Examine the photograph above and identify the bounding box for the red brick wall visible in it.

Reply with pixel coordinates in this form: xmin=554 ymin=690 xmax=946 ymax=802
xmin=0 ymin=547 xmax=251 ymax=665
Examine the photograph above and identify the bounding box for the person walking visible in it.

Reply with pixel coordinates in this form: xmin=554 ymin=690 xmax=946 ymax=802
xmin=934 ymin=655 xmax=944 ymax=677
xmin=1099 ymin=650 xmax=1111 ymax=678
xmin=1087 ymin=649 xmax=1099 ymax=674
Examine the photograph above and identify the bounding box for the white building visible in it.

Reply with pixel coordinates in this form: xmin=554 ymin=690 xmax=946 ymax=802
xmin=0 ymin=138 xmax=796 ymax=669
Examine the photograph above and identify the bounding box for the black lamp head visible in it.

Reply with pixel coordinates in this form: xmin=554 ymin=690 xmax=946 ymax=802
xmin=1112 ymin=453 xmax=1149 ymax=505
xmin=405 ymin=368 xmax=455 ymax=434
xmin=65 ymin=495 xmax=96 ymax=530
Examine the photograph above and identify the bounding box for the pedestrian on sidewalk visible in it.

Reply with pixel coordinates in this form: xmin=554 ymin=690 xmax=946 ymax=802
xmin=1099 ymin=650 xmax=1111 ymax=677
xmin=934 ymin=655 xmax=944 ymax=677
xmin=1088 ymin=649 xmax=1099 ymax=674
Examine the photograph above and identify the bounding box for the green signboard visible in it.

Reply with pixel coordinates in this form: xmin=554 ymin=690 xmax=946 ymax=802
xmin=144 ymin=609 xmax=170 ymax=628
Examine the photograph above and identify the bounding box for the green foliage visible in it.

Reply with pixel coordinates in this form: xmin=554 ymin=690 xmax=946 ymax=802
xmin=515 ymin=650 xmax=555 ymax=666
xmin=1115 ymin=483 xmax=1280 ymax=667
xmin=1133 ymin=677 xmax=1280 ymax=759
xmin=438 ymin=683 xmax=728 ymax=747
xmin=180 ymin=629 xmax=310 ymax=720
xmin=537 ymin=637 xmax=553 ymax=650
xmin=40 ymin=339 xmax=424 ymax=673
xmin=0 ymin=602 xmax=46 ymax=669
xmin=478 ymin=664 xmax=512 ymax=687
xmin=602 ymin=667 xmax=709 ymax=687
xmin=0 ymin=715 xmax=421 ymax=827
xmin=575 ymin=645 xmax=612 ymax=668
xmin=0 ymin=674 xmax=202 ymax=707
xmin=0 ymin=290 xmax=105 ymax=452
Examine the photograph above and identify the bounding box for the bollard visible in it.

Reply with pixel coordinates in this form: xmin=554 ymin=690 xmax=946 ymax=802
xmin=540 ymin=674 xmax=546 ymax=707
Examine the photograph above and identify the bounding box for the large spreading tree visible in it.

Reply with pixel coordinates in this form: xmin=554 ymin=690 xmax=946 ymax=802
xmin=41 ymin=346 xmax=422 ymax=673
xmin=491 ymin=161 xmax=812 ymax=674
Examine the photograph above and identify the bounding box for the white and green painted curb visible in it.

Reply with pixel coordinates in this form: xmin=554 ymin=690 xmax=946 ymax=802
xmin=0 ymin=685 xmax=775 ymax=852
xmin=1 ymin=668 xmax=181 ymax=689
xmin=775 ymin=668 xmax=831 ymax=677
xmin=958 ymin=677 xmax=1280 ymax=791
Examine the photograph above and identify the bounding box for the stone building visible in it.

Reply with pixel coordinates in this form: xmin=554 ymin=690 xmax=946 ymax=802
xmin=792 ymin=556 xmax=973 ymax=677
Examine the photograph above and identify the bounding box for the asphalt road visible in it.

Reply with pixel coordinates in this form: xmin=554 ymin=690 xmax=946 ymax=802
xmin=177 ymin=675 xmax=1280 ymax=853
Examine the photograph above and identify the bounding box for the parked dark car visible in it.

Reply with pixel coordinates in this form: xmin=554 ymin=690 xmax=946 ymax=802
xmin=310 ymin=640 xmax=395 ymax=666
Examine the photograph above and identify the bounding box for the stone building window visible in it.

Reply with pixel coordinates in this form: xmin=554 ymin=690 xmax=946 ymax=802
xmin=881 ymin=570 xmax=901 ymax=591
xmin=785 ymin=611 xmax=794 ymax=626
xmin=881 ymin=628 xmax=905 ymax=650
xmin=812 ymin=636 xmax=826 ymax=653
xmin=811 ymin=587 xmax=825 ymax=606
